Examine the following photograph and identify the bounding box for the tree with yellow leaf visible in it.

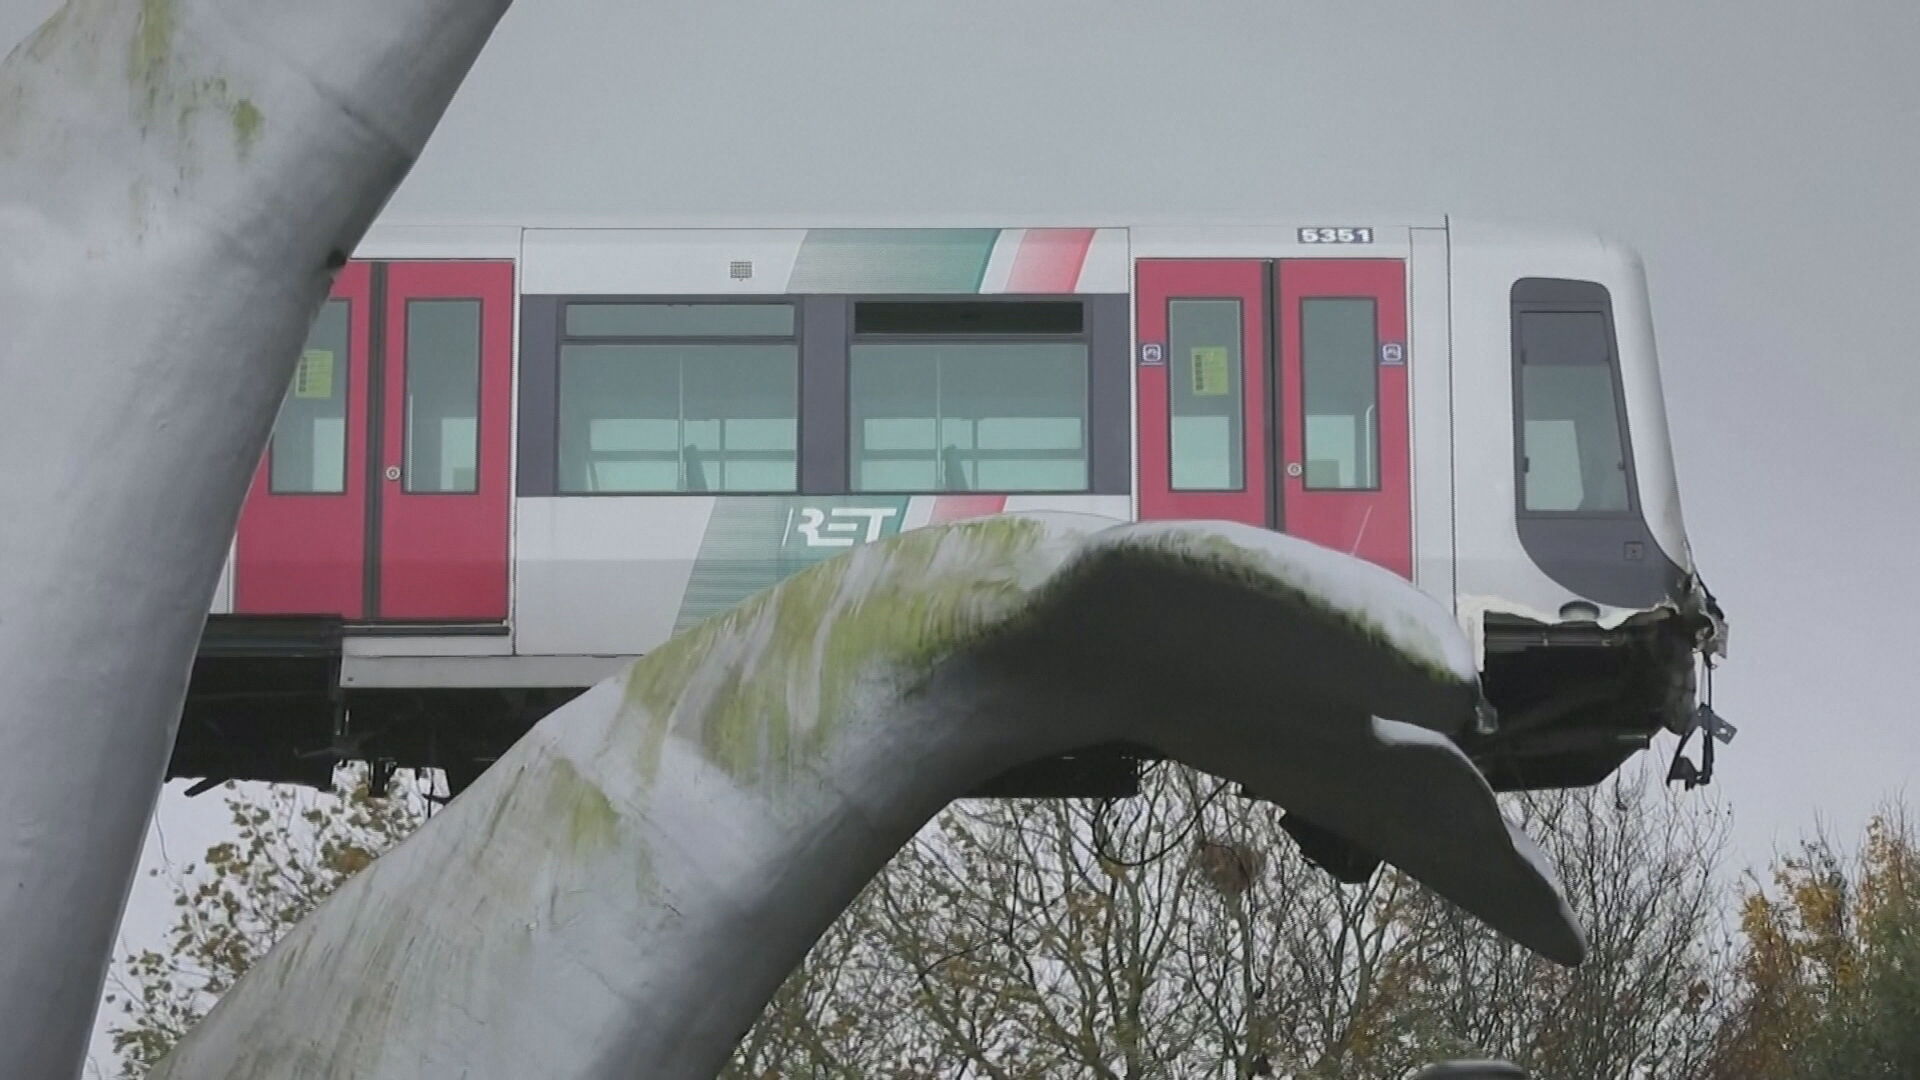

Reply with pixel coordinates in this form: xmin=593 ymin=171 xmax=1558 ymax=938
xmin=102 ymin=768 xmax=428 ymax=1077
xmin=1708 ymin=803 xmax=1920 ymax=1079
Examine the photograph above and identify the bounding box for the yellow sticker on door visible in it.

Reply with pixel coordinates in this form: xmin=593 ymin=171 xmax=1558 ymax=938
xmin=1190 ymin=346 xmax=1231 ymax=397
xmin=293 ymin=349 xmax=335 ymax=399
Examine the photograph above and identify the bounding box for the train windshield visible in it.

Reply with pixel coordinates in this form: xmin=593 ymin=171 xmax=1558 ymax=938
xmin=1516 ymin=310 xmax=1630 ymax=513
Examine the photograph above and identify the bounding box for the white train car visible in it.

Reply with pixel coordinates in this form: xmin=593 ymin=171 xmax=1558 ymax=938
xmin=177 ymin=217 xmax=1725 ymax=797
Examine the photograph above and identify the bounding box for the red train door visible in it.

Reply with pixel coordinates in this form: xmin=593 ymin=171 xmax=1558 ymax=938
xmin=234 ymin=260 xmax=514 ymax=621
xmin=1135 ymin=258 xmax=1411 ymax=578
xmin=233 ymin=263 xmax=374 ymax=617
xmin=1277 ymin=259 xmax=1411 ymax=577
xmin=1135 ymin=260 xmax=1269 ymax=527
xmin=376 ymin=262 xmax=513 ymax=619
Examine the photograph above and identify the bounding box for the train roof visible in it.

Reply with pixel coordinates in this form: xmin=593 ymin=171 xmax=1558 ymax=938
xmin=352 ymin=214 xmax=1650 ymax=275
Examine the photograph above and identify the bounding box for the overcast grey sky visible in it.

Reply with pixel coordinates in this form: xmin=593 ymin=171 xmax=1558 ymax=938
xmin=393 ymin=0 xmax=1915 ymax=865
xmin=7 ymin=0 xmax=1915 ymax=1072
xmin=371 ymin=0 xmax=1915 ymax=866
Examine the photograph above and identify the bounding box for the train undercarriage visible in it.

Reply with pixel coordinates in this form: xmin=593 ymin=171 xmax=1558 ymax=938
xmin=169 ymin=589 xmax=1727 ymax=805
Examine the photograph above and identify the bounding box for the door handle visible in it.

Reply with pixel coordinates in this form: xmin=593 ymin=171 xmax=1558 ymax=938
xmin=384 ymin=465 xmax=401 ymax=482
xmin=1284 ymin=462 xmax=1303 ymax=478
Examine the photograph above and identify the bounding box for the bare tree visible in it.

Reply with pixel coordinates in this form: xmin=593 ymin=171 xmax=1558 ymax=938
xmin=732 ymin=762 xmax=1733 ymax=1080
xmin=113 ymin=759 xmax=1734 ymax=1079
xmin=725 ymin=902 xmax=914 ymax=1079
xmin=1386 ymin=771 xmax=1735 ymax=1079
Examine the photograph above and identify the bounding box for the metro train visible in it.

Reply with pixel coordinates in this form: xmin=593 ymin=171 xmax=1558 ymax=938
xmin=173 ymin=217 xmax=1727 ymax=799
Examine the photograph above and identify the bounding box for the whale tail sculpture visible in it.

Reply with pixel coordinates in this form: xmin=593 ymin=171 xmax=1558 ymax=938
xmin=153 ymin=513 xmax=1584 ymax=1079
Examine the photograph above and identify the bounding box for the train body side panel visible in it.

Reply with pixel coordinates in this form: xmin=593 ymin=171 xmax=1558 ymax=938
xmin=512 ymin=496 xmax=716 ymax=656
xmin=183 ymin=217 xmax=1716 ymax=798
xmin=511 ymin=494 xmax=1130 ymax=658
xmin=209 ymin=219 xmax=1698 ymax=666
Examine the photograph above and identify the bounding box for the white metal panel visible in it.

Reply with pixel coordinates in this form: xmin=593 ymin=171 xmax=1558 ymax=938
xmin=353 ymin=224 xmax=521 ymax=261
xmin=976 ymin=229 xmax=1024 ymax=293
xmin=208 ymin=540 xmax=234 ymax=615
xmin=898 ymin=496 xmax=938 ymax=532
xmin=504 ymin=235 xmax=523 ymax=645
xmin=999 ymin=494 xmax=1133 ymax=518
xmin=520 ymin=229 xmax=807 ymax=294
xmin=1131 ymin=224 xmax=1413 ymax=261
xmin=1601 ymin=237 xmax=1691 ymax=568
xmin=1445 ymin=221 xmax=1573 ymax=623
xmin=1075 ymin=227 xmax=1131 ymax=293
xmin=1408 ymin=227 xmax=1455 ymax=608
xmin=343 ymin=634 xmax=512 ymax=658
xmin=513 ymin=496 xmax=714 ymax=655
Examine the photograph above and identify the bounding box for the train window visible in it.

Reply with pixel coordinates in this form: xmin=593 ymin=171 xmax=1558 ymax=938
xmin=557 ymin=301 xmax=799 ymax=493
xmin=564 ymin=303 xmax=794 ymax=338
xmin=849 ymin=301 xmax=1089 ymax=492
xmin=1167 ymin=299 xmax=1244 ymax=491
xmin=269 ymin=299 xmax=350 ymax=494
xmin=404 ymin=300 xmax=481 ymax=493
xmin=1299 ymin=298 xmax=1380 ymax=490
xmin=1516 ymin=310 xmax=1630 ymax=513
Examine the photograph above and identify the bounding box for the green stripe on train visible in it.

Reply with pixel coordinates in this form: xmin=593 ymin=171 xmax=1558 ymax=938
xmin=787 ymin=229 xmax=999 ymax=293
xmin=673 ymin=497 xmax=913 ymax=634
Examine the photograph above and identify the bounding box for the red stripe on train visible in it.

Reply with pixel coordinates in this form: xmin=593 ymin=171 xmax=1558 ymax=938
xmin=1005 ymin=229 xmax=1096 ymax=293
xmin=928 ymin=495 xmax=1008 ymax=524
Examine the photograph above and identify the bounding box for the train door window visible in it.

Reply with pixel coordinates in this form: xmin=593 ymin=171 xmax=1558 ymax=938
xmin=403 ymin=300 xmax=481 ymax=493
xmin=1299 ymin=298 xmax=1380 ymax=490
xmin=269 ymin=299 xmax=350 ymax=493
xmin=1166 ymin=298 xmax=1244 ymax=491
xmin=556 ymin=302 xmax=799 ymax=494
xmin=1516 ymin=309 xmax=1630 ymax=512
xmin=849 ymin=300 xmax=1089 ymax=492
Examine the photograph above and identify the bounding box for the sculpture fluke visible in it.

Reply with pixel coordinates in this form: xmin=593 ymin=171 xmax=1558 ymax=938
xmin=153 ymin=513 xmax=1583 ymax=1079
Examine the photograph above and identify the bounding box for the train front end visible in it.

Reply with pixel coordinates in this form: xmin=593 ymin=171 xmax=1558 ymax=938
xmin=1445 ymin=221 xmax=1727 ymax=790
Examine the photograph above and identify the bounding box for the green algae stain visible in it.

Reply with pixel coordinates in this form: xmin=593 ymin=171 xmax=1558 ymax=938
xmin=542 ymin=754 xmax=655 ymax=901
xmin=119 ymin=0 xmax=263 ymax=160
xmin=548 ymin=758 xmax=620 ymax=855
xmin=631 ymin=686 xmax=674 ymax=788
xmin=621 ymin=516 xmax=1050 ymax=789
xmin=745 ymin=515 xmax=1046 ymax=779
xmin=230 ymin=97 xmax=262 ymax=155
xmin=129 ymin=0 xmax=175 ymax=103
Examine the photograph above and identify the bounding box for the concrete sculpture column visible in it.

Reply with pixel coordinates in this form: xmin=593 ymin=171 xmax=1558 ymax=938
xmin=0 ymin=3 xmax=511 ymax=1072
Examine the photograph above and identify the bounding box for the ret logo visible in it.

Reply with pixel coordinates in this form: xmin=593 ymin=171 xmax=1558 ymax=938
xmin=792 ymin=506 xmax=902 ymax=547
